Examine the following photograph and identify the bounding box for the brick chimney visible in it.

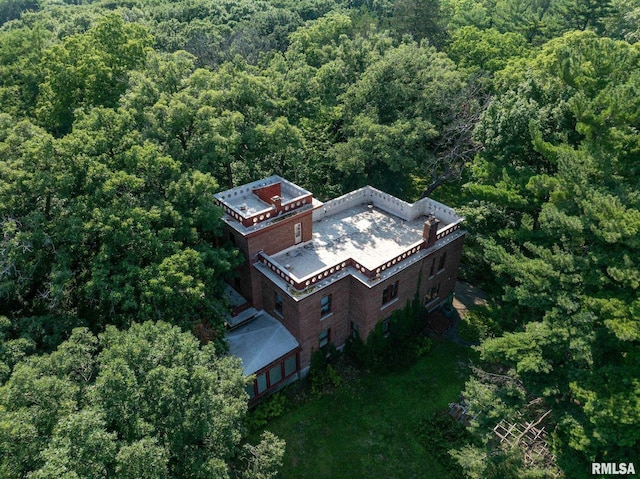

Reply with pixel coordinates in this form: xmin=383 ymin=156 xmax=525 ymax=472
xmin=423 ymin=215 xmax=440 ymax=246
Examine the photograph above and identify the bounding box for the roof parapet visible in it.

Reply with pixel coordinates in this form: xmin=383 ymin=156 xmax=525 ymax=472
xmin=312 ymin=185 xmax=462 ymax=224
xmin=214 ymin=175 xmax=315 ymax=228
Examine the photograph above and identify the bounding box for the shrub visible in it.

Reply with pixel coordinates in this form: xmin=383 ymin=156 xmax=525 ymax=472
xmin=411 ymin=334 xmax=432 ymax=359
xmin=309 ymin=345 xmax=342 ymax=396
xmin=343 ymin=333 xmax=366 ymax=365
xmin=347 ymin=297 xmax=432 ymax=373
xmin=458 ymin=305 xmax=501 ymax=343
xmin=245 ymin=392 xmax=289 ymax=431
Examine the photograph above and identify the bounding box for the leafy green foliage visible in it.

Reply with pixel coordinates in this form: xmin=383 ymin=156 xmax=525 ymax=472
xmin=442 ymin=0 xmax=628 ymax=43
xmin=0 ymin=102 xmax=239 ymax=349
xmin=239 ymin=431 xmax=286 ymax=479
xmin=309 ymin=345 xmax=344 ymax=396
xmin=451 ymin=444 xmax=551 ymax=479
xmin=1 ymin=2 xmax=639 ymax=478
xmin=36 ymin=14 xmax=152 ymax=135
xmin=0 ymin=22 xmax=52 ymax=118
xmin=0 ymin=0 xmax=39 ymax=25
xmin=345 ymin=298 xmax=432 ymax=372
xmin=458 ymin=31 xmax=640 ymax=476
xmin=333 ymin=41 xmax=467 ymax=197
xmin=245 ymin=392 xmax=289 ymax=431
xmin=0 ymin=322 xmax=284 ymax=479
xmin=390 ymin=0 xmax=448 ymax=46
xmin=457 ymin=305 xmax=500 ymax=343
xmin=447 ymin=26 xmax=529 ymax=75
xmin=0 ymin=316 xmax=34 ymax=384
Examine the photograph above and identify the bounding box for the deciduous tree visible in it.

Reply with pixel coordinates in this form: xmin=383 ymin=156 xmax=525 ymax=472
xmin=332 ymin=41 xmax=472 ymax=198
xmin=0 ymin=322 xmax=285 ymax=479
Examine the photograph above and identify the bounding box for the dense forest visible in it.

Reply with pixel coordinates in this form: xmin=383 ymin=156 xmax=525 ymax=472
xmin=0 ymin=0 xmax=638 ymax=477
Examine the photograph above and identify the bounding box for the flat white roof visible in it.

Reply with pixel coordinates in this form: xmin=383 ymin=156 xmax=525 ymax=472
xmin=227 ymin=312 xmax=299 ymax=376
xmin=214 ymin=175 xmax=313 ymax=215
xmin=214 ymin=175 xmax=323 ymax=234
xmin=256 ymin=184 xmax=465 ymax=298
xmin=272 ymin=205 xmax=427 ymax=279
xmin=232 ymin=193 xmax=272 ymax=216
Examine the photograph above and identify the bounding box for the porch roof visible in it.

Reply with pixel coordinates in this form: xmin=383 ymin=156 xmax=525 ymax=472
xmin=227 ymin=312 xmax=299 ymax=376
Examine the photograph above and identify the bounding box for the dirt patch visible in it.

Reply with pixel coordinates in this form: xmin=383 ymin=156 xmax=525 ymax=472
xmin=452 ymin=281 xmax=488 ymax=317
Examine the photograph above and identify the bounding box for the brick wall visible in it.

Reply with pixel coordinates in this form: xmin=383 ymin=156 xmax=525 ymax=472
xmin=252 ymin=183 xmax=282 ymax=204
xmin=245 ymin=210 xmax=313 ymax=257
xmin=421 ymin=235 xmax=465 ymax=311
xmin=227 ymin=228 xmax=252 ymax=302
xmin=261 ymin=279 xmax=300 ymax=338
xmin=256 ymin=233 xmax=466 ymax=370
xmin=349 ymin=261 xmax=422 ymax=339
xmin=227 ymin=209 xmax=313 ymax=308
xmin=261 ymin=275 xmax=351 ymax=370
xmin=346 ymin=235 xmax=466 ymax=342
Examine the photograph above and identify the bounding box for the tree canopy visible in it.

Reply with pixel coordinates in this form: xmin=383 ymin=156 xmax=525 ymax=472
xmin=457 ymin=31 xmax=640 ymax=477
xmin=0 ymin=321 xmax=284 ymax=479
xmin=0 ymin=0 xmax=639 ymax=477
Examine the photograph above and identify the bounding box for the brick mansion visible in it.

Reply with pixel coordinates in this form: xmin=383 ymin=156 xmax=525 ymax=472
xmin=217 ymin=176 xmax=466 ymax=402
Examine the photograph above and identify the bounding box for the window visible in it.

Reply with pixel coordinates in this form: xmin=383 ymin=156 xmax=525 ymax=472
xmin=274 ymin=292 xmax=283 ymax=316
xmin=426 ymin=283 xmax=440 ymax=302
xmin=429 ymin=258 xmax=435 ymax=277
xmin=284 ymin=355 xmax=297 ymax=377
xmin=294 ymin=222 xmax=302 ymax=244
xmin=269 ymin=364 xmax=283 ymax=385
xmin=248 ymin=354 xmax=298 ymax=400
xmin=382 ymin=280 xmax=399 ymax=305
xmin=438 ymin=252 xmax=447 ymax=272
xmin=256 ymin=373 xmax=267 ymax=394
xmin=350 ymin=321 xmax=360 ymax=339
xmin=319 ymin=328 xmax=331 ymax=349
xmin=382 ymin=318 xmax=391 ymax=337
xmin=320 ymin=294 xmax=332 ymax=317
xmin=245 ymin=383 xmax=255 ymax=400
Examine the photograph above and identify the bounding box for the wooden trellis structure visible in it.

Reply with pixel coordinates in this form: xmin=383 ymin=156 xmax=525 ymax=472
xmin=493 ymin=410 xmax=559 ymax=474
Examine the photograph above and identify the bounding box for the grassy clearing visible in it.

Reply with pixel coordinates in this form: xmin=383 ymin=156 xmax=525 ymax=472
xmin=262 ymin=340 xmax=476 ymax=479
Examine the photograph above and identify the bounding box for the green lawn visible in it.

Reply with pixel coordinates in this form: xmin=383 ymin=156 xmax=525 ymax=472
xmin=263 ymin=340 xmax=475 ymax=479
